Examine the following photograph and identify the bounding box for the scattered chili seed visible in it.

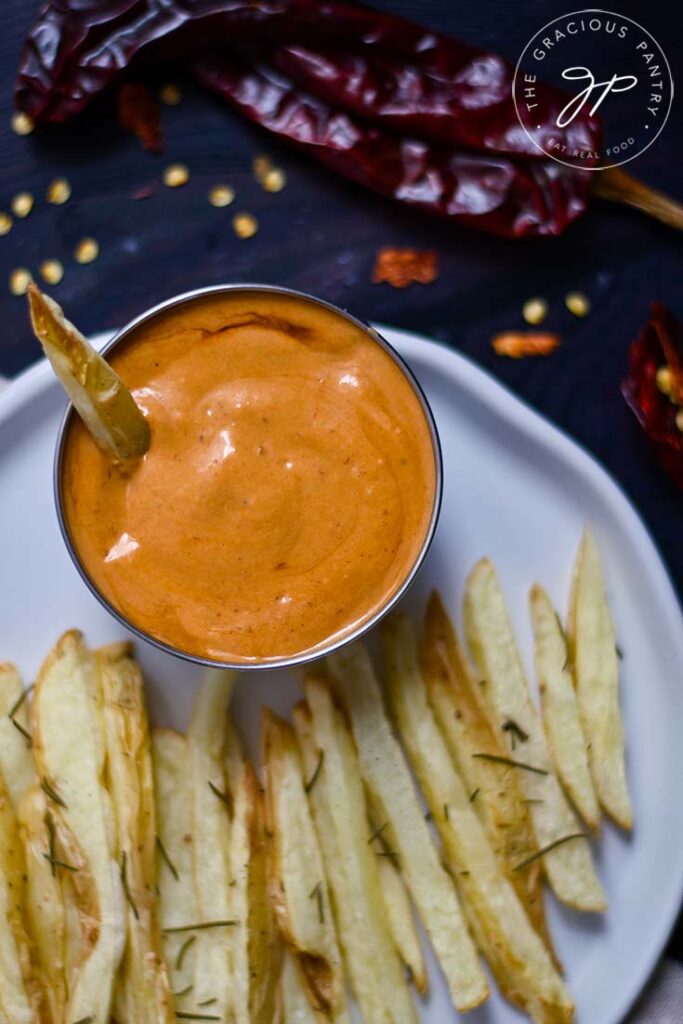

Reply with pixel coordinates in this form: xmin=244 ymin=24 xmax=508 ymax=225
xmin=46 ymin=177 xmax=71 ymax=205
xmin=655 ymin=366 xmax=673 ymax=396
xmin=565 ymin=291 xmax=591 ymax=317
xmin=492 ymin=331 xmax=560 ymax=358
xmin=522 ymin=298 xmax=548 ymax=326
xmin=9 ymin=267 xmax=32 ymax=296
xmin=11 ymin=192 xmax=34 ymax=218
xmin=262 ymin=168 xmax=286 ymax=193
xmin=232 ymin=212 xmax=258 ymax=239
xmin=11 ymin=112 xmax=34 ymax=136
xmin=372 ymin=247 xmax=438 ymax=288
xmin=676 ymin=410 xmax=683 ymax=433
xmin=209 ymin=184 xmax=235 ymax=208
xmin=163 ymin=163 xmax=190 ymax=188
xmin=74 ymin=238 xmax=99 ymax=264
xmin=0 ymin=213 xmax=12 ymax=236
xmin=159 ymin=83 xmax=182 ymax=106
xmin=253 ymin=155 xmax=272 ymax=181
xmin=39 ymin=259 xmax=64 ymax=285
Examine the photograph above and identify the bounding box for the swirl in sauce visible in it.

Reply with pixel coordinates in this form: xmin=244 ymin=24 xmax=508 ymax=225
xmin=61 ymin=291 xmax=437 ymax=662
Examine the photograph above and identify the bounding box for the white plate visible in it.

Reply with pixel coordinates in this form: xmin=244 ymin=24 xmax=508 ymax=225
xmin=1 ymin=324 xmax=681 ymax=1024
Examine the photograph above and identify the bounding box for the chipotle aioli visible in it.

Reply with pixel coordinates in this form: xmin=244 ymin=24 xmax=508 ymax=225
xmin=61 ymin=290 xmax=437 ymax=663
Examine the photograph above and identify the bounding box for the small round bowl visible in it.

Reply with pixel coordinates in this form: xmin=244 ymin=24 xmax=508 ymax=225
xmin=54 ymin=284 xmax=443 ymax=671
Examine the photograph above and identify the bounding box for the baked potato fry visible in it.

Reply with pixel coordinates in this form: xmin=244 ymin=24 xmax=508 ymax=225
xmin=262 ymin=709 xmax=348 ymax=1023
xmin=568 ymin=530 xmax=633 ymax=830
xmin=30 ymin=630 xmax=125 ymax=1024
xmin=531 ymin=584 xmax=600 ymax=831
xmin=27 ymin=283 xmax=150 ymax=462
xmin=187 ymin=668 xmax=238 ymax=1015
xmin=421 ymin=591 xmax=557 ymax=966
xmin=281 ymin=949 xmax=319 ymax=1024
xmin=382 ymin=615 xmax=574 ymax=1024
xmin=0 ymin=664 xmax=35 ymax=809
xmin=463 ymin=560 xmax=606 ymax=912
xmin=18 ymin=786 xmax=66 ymax=1024
xmin=0 ymin=772 xmax=44 ymax=1024
xmin=377 ymin=854 xmax=427 ymax=993
xmin=152 ymin=729 xmax=198 ymax=1003
xmin=294 ymin=679 xmax=418 ymax=1024
xmin=327 ymin=644 xmax=488 ymax=1012
xmin=231 ymin=760 xmax=281 ymax=1024
xmin=98 ymin=643 xmax=173 ymax=1023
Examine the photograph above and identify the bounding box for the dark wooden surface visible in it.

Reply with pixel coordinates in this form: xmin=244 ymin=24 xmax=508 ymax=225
xmin=1 ymin=0 xmax=682 ymax=974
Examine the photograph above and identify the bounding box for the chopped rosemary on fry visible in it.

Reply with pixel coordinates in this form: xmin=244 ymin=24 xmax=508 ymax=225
xmin=308 ymin=881 xmax=324 ymax=923
xmin=10 ymin=715 xmax=32 ymax=747
xmin=8 ymin=684 xmax=33 ymax=720
xmin=469 ymin=788 xmax=480 ymax=803
xmin=304 ymin=749 xmax=324 ymax=793
xmin=40 ymin=777 xmax=68 ymax=808
xmin=164 ymin=920 xmax=238 ymax=934
xmin=513 ymin=833 xmax=588 ymax=871
xmin=175 ymin=935 xmax=196 ymax=970
xmin=42 ymin=852 xmax=78 ymax=873
xmin=208 ymin=780 xmax=233 ymax=812
xmin=156 ymin=835 xmax=179 ymax=880
xmin=173 ymin=984 xmax=193 ymax=998
xmin=175 ymin=1015 xmax=221 ymax=1021
xmin=502 ymin=718 xmax=529 ymax=744
xmin=367 ymin=821 xmax=389 ymax=844
xmin=472 ymin=753 xmax=548 ymax=775
xmin=443 ymin=803 xmax=450 ymax=821
xmin=121 ymin=852 xmax=139 ymax=921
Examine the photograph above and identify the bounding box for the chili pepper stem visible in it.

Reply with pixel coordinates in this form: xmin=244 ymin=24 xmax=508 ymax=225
xmin=592 ymin=169 xmax=683 ymax=232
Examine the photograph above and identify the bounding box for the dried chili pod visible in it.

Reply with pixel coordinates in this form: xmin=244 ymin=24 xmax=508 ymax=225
xmin=15 ymin=0 xmax=596 ymax=160
xmin=195 ymin=55 xmax=590 ymax=239
xmin=622 ymin=304 xmax=683 ymax=489
xmin=271 ymin=42 xmax=599 ymax=160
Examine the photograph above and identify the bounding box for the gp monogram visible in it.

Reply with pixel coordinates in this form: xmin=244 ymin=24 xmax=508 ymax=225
xmin=513 ymin=9 xmax=673 ymax=170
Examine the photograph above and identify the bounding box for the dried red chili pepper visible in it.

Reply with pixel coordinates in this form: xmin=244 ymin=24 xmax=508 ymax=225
xmin=270 ymin=42 xmax=598 ymax=160
xmin=117 ymin=83 xmax=163 ymax=152
xmin=622 ymin=304 xmax=683 ymax=490
xmin=16 ymin=0 xmax=596 ymax=160
xmin=196 ymin=55 xmax=590 ymax=239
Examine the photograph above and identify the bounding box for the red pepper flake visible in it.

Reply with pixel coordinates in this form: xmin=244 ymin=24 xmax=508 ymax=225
xmin=117 ymin=84 xmax=162 ymax=153
xmin=372 ymin=248 xmax=438 ymax=289
xmin=622 ymin=303 xmax=683 ymax=489
xmin=492 ymin=332 xmax=560 ymax=358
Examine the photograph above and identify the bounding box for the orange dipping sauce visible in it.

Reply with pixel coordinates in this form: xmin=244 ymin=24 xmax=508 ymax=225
xmin=61 ymin=290 xmax=437 ymax=663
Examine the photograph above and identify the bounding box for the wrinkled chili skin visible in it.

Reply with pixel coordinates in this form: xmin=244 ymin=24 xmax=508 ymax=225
xmin=16 ymin=0 xmax=598 ymax=161
xmin=622 ymin=304 xmax=683 ymax=490
xmin=271 ymin=42 xmax=599 ymax=160
xmin=196 ymin=56 xmax=590 ymax=238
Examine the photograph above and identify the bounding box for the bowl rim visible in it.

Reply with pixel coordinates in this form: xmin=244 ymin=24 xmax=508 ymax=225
xmin=54 ymin=282 xmax=443 ymax=670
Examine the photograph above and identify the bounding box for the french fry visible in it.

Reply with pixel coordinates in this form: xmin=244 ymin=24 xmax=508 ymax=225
xmin=27 ymin=283 xmax=150 ymax=462
xmin=327 ymin=644 xmax=488 ymax=1012
xmin=30 ymin=630 xmax=125 ymax=1024
xmin=567 ymin=530 xmax=633 ymax=830
xmin=231 ymin=760 xmax=281 ymax=1024
xmin=531 ymin=584 xmax=600 ymax=831
xmin=421 ymin=591 xmax=558 ymax=966
xmin=262 ymin=709 xmax=348 ymax=1023
xmin=187 ymin=668 xmax=238 ymax=1015
xmin=17 ymin=786 xmax=67 ymax=1024
xmin=98 ymin=643 xmax=173 ymax=1023
xmin=152 ymin=729 xmax=198 ymax=1003
xmin=382 ymin=615 xmax=574 ymax=1024
xmin=0 ymin=664 xmax=35 ymax=809
xmin=294 ymin=679 xmax=418 ymax=1024
xmin=376 ymin=854 xmax=427 ymax=993
xmin=280 ymin=949 xmax=319 ymax=1024
xmin=0 ymin=772 xmax=45 ymax=1024
xmin=463 ymin=560 xmax=606 ymax=912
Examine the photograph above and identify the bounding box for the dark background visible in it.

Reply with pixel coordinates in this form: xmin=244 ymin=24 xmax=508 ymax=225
xmin=1 ymin=0 xmax=682 ymax=974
